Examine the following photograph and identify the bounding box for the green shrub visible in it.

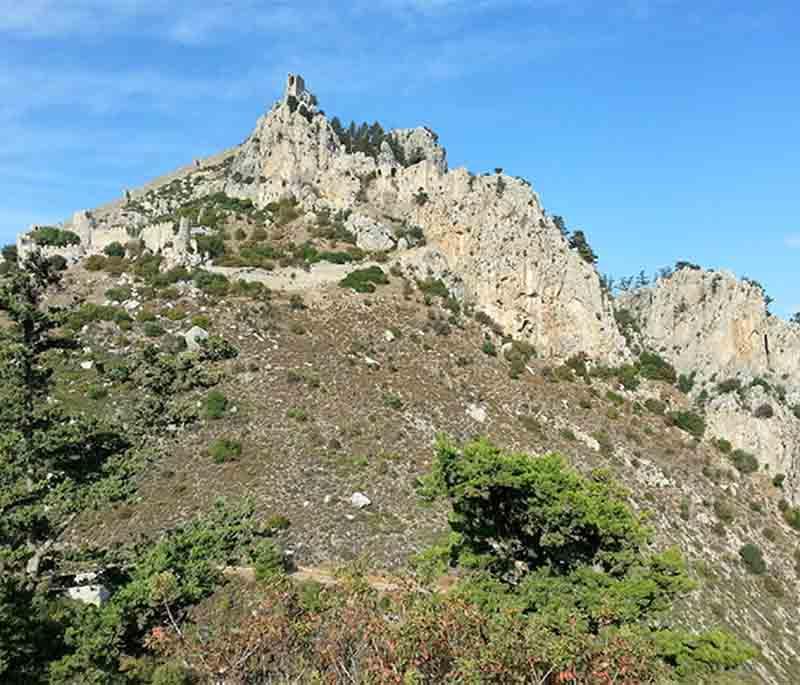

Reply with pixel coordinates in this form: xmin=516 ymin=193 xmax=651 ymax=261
xmin=30 ymin=226 xmax=81 ymax=246
xmin=713 ymin=499 xmax=735 ymax=524
xmin=730 ymin=449 xmax=758 ymax=474
xmin=103 ymin=242 xmax=126 ymax=258
xmin=606 ymin=390 xmax=625 ymax=406
xmin=196 ymin=233 xmax=226 ymax=258
xmin=638 ymin=351 xmax=677 ymax=383
xmin=191 ymin=315 xmax=210 ymax=329
xmin=712 ymin=437 xmax=732 ymax=454
xmin=416 ymin=277 xmax=449 ymax=299
xmin=287 ymin=407 xmax=308 ymax=422
xmin=105 ymin=286 xmax=132 ymax=303
xmin=782 ymin=505 xmax=800 ymax=530
xmin=204 ymin=390 xmax=228 ymax=419
xmin=151 ymin=663 xmax=192 ymax=685
xmin=193 ymin=270 xmax=229 ymax=296
xmin=773 ymin=473 xmax=785 ymax=489
xmin=199 ymin=336 xmax=238 ymax=361
xmin=47 ymin=254 xmax=68 ymax=271
xmin=253 ymin=540 xmax=286 ymax=581
xmin=340 ymin=266 xmax=389 ymax=293
xmin=84 ymin=254 xmax=108 ymax=271
xmin=716 ymin=378 xmax=741 ymax=395
xmin=669 ymin=410 xmax=705 ymax=438
xmin=738 ymin=543 xmax=766 ymax=574
xmin=209 ymin=438 xmax=242 ymax=463
xmin=644 ymin=398 xmax=666 ymax=415
xmin=382 ymin=392 xmax=403 ymax=410
xmin=136 ymin=308 xmax=157 ymax=322
xmin=143 ymin=322 xmax=165 ymax=337
xmin=481 ymin=338 xmax=497 ymax=357
xmin=505 ymin=340 xmax=535 ymax=379
xmin=754 ymin=403 xmax=774 ymax=419
xmin=677 ymin=372 xmax=695 ymax=394
xmin=65 ymin=303 xmax=122 ymax=330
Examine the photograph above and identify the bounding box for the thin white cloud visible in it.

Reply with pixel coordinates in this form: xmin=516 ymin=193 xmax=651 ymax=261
xmin=785 ymin=234 xmax=800 ymax=249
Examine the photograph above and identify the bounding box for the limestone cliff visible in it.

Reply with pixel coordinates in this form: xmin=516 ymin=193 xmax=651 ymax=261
xmin=619 ymin=267 xmax=800 ymax=384
xmin=17 ymin=73 xmax=627 ymax=363
xmin=620 ymin=266 xmax=800 ymax=499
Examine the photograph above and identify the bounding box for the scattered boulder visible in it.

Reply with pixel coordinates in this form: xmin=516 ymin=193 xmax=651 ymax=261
xmin=467 ymin=403 xmax=487 ymax=423
xmin=66 ymin=573 xmax=111 ymax=607
xmin=184 ymin=326 xmax=209 ymax=352
xmin=350 ymin=492 xmax=372 ymax=509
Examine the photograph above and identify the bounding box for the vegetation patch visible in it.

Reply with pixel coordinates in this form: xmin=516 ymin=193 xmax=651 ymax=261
xmin=339 ymin=266 xmax=389 ymax=293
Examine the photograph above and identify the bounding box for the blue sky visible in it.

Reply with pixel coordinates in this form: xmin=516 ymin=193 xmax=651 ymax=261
xmin=1 ymin=1 xmax=798 ymax=316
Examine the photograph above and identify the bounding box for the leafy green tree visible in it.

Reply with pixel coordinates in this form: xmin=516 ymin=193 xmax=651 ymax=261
xmin=0 ymin=254 xmax=127 ymax=562
xmin=426 ymin=438 xmax=755 ymax=679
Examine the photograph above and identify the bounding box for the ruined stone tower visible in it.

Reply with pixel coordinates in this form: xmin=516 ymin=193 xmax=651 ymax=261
xmin=284 ymin=73 xmax=317 ymax=110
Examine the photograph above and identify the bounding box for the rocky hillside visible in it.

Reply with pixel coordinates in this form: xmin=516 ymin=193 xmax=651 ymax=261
xmin=3 ymin=73 xmax=800 ymax=683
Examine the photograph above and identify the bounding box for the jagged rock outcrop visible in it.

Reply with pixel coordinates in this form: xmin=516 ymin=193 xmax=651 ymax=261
xmin=619 ymin=267 xmax=800 ymax=385
xmin=15 ymin=73 xmax=627 ymax=363
xmin=223 ymin=75 xmax=626 ymax=360
xmin=621 ymin=267 xmax=800 ymax=500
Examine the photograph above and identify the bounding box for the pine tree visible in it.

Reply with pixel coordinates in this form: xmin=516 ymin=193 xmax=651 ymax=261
xmin=568 ymin=230 xmax=598 ymax=264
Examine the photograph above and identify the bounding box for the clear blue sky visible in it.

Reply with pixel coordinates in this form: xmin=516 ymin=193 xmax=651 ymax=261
xmin=1 ymin=1 xmax=798 ymax=316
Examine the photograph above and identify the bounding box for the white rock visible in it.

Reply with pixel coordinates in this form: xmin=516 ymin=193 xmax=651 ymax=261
xmin=66 ymin=582 xmax=110 ymax=607
xmin=384 ymin=329 xmax=396 ymax=343
xmin=467 ymin=403 xmax=487 ymax=423
xmin=184 ymin=326 xmax=209 ymax=352
xmin=80 ymin=361 xmax=94 ymax=370
xmin=350 ymin=492 xmax=371 ymax=509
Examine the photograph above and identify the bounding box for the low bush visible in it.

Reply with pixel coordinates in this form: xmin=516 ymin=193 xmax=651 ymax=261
xmin=716 ymin=378 xmax=741 ymax=395
xmin=416 ymin=277 xmax=449 ymax=298
xmin=739 ymin=543 xmax=767 ymax=575
xmin=204 ymin=390 xmax=228 ymax=419
xmin=252 ymin=540 xmax=286 ymax=581
xmin=644 ymin=398 xmax=666 ymax=415
xmin=339 ymin=266 xmax=389 ymax=293
xmin=193 ymin=270 xmax=229 ymax=297
xmin=712 ymin=437 xmax=732 ymax=454
xmin=105 ymin=286 xmax=132 ymax=303
xmin=103 ymin=241 xmax=126 ymax=258
xmin=754 ymin=403 xmax=774 ymax=419
xmin=84 ymin=254 xmax=108 ymax=271
xmin=677 ymin=372 xmax=696 ymax=394
xmin=638 ymin=351 xmax=677 ymax=383
xmin=730 ymin=449 xmax=758 ymax=474
xmin=714 ymin=499 xmax=736 ymax=524
xmin=31 ymin=226 xmax=81 ymax=246
xmin=669 ymin=410 xmax=706 ymax=438
xmin=48 ymin=254 xmax=68 ymax=271
xmin=382 ymin=392 xmax=403 ymax=410
xmin=209 ymin=438 xmax=242 ymax=463
xmin=286 ymin=407 xmax=308 ymax=422
xmin=199 ymin=336 xmax=238 ymax=361
xmin=143 ymin=322 xmax=165 ymax=337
